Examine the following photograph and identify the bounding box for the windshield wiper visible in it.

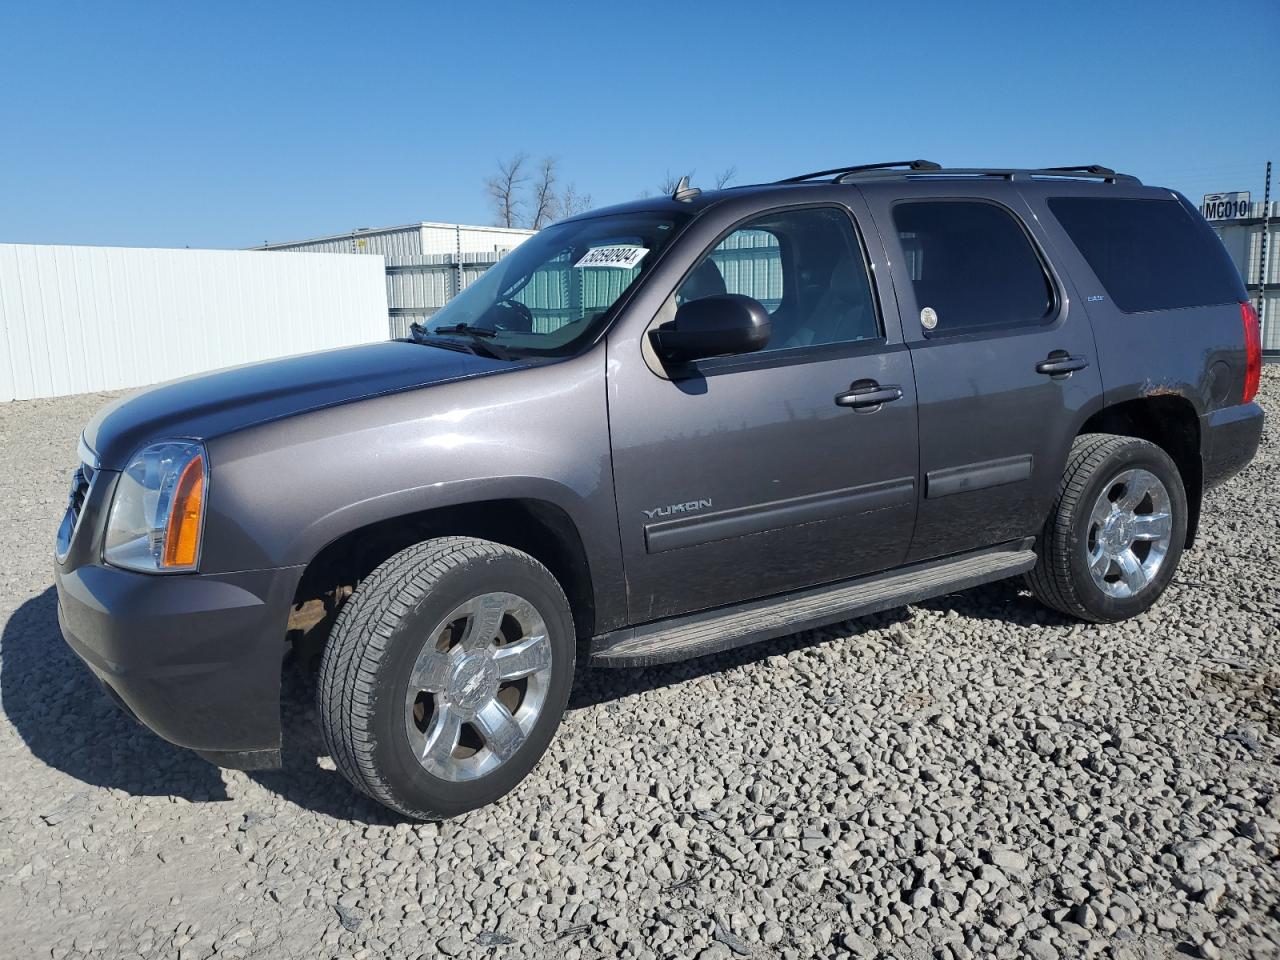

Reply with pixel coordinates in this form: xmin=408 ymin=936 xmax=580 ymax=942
xmin=409 ymin=323 xmax=513 ymax=360
xmin=432 ymin=322 xmax=499 ymax=339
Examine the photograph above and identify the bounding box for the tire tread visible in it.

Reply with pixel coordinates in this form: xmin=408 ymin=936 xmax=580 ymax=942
xmin=317 ymin=536 xmax=565 ymax=819
xmin=1027 ymin=433 xmax=1158 ymax=622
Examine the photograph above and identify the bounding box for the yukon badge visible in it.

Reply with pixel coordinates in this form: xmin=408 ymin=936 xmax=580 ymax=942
xmin=643 ymin=498 xmax=712 ymax=520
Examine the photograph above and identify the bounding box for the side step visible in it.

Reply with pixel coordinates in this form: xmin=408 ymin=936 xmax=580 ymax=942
xmin=590 ymin=541 xmax=1037 ymax=668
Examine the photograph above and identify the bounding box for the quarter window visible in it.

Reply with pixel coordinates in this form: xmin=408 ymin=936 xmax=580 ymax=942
xmin=676 ymin=207 xmax=880 ymax=352
xmin=1047 ymin=197 xmax=1245 ymax=313
xmin=893 ymin=201 xmax=1054 ymax=333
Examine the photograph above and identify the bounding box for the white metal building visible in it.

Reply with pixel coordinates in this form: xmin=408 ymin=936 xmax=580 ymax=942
xmin=1204 ymin=198 xmax=1278 ymax=354
xmin=0 ymin=244 xmax=388 ymax=401
xmin=259 ymin=221 xmax=535 ymax=259
xmin=260 ymin=222 xmax=535 ymax=338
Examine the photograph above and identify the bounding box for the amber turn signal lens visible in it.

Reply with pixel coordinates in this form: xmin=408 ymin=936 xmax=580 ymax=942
xmin=162 ymin=453 xmax=205 ymax=568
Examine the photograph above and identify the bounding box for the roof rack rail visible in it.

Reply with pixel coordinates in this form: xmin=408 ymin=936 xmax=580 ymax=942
xmin=1042 ymin=165 xmax=1117 ymax=177
xmin=776 ymin=160 xmax=941 ymax=184
xmin=853 ymin=165 xmax=1139 ymax=185
xmin=775 ymin=162 xmax=1140 ymax=186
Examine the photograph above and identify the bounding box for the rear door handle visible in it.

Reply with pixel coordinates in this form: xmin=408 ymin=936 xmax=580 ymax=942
xmin=835 ymin=380 xmax=903 ymax=410
xmin=1035 ymin=352 xmax=1090 ymax=378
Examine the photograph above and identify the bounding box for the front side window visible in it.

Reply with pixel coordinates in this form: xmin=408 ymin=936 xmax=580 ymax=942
xmin=421 ymin=211 xmax=690 ymax=357
xmin=675 ymin=207 xmax=880 ymax=352
xmin=893 ymin=201 xmax=1054 ymax=334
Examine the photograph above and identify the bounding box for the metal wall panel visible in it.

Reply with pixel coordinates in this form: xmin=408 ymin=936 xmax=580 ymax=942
xmin=0 ymin=245 xmax=388 ymax=401
xmin=1262 ymin=291 xmax=1280 ymax=353
xmin=383 ymin=254 xmax=504 ymax=319
xmin=1212 ymin=206 xmax=1279 ymax=286
xmin=420 ymin=223 xmax=534 ymax=257
xmin=261 ymin=225 xmax=424 ymax=257
xmin=263 ymin=222 xmax=534 ymax=259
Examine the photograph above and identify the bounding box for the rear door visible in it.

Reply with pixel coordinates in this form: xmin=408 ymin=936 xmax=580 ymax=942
xmin=606 ymin=197 xmax=920 ymax=623
xmin=861 ymin=182 xmax=1104 ymax=562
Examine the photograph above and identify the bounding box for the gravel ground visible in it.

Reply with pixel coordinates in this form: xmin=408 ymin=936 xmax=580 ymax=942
xmin=1 ymin=372 xmax=1278 ymax=960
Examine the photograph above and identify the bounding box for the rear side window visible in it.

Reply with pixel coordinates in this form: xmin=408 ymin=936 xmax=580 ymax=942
xmin=892 ymin=201 xmax=1054 ymax=333
xmin=1048 ymin=197 xmax=1246 ymax=313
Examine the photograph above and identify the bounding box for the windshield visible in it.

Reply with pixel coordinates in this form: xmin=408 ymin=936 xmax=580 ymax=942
xmin=419 ymin=211 xmax=691 ymax=357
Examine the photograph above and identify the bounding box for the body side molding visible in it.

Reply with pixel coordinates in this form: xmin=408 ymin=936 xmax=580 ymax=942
xmin=644 ymin=477 xmax=916 ymax=554
xmin=925 ymin=454 xmax=1033 ymax=499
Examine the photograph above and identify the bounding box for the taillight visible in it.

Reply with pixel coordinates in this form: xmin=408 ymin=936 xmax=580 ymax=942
xmin=1241 ymin=301 xmax=1261 ymax=404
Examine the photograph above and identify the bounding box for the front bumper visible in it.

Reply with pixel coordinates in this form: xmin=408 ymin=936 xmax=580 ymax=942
xmin=1202 ymin=401 xmax=1264 ymax=490
xmin=54 ymin=559 xmax=302 ymax=769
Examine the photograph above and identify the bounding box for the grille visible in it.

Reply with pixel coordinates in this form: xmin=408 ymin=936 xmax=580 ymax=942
xmin=68 ymin=463 xmax=92 ymax=521
xmin=56 ymin=460 xmax=95 ymax=562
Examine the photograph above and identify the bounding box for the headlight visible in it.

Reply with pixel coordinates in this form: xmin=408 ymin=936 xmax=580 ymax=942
xmin=104 ymin=440 xmax=207 ymax=573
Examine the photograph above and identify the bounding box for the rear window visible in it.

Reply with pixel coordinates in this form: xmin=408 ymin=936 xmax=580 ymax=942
xmin=1048 ymin=197 xmax=1245 ymax=313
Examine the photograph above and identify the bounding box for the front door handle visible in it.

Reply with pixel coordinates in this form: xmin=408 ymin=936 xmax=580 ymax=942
xmin=835 ymin=380 xmax=903 ymax=411
xmin=1035 ymin=351 xmax=1090 ymax=379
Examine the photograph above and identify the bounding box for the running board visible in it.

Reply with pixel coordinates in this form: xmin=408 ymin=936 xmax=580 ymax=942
xmin=590 ymin=541 xmax=1036 ymax=668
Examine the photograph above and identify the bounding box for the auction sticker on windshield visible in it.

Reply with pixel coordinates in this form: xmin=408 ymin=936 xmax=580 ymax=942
xmin=574 ymin=245 xmax=649 ymax=269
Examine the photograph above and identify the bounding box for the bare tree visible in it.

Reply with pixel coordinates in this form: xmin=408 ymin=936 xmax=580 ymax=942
xmin=486 ymin=153 xmax=529 ymax=228
xmin=529 ymin=156 xmax=560 ymax=230
xmin=485 ymin=154 xmax=595 ymax=226
xmin=558 ymin=182 xmax=592 ymax=218
xmin=714 ymin=165 xmax=738 ymax=189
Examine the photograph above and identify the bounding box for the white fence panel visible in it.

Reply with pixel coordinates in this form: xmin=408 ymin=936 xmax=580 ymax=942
xmin=0 ymin=244 xmax=388 ymax=401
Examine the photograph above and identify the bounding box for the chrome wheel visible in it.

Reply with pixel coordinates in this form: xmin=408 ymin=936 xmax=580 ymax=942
xmin=1085 ymin=467 xmax=1173 ymax=599
xmin=403 ymin=592 xmax=553 ymax=782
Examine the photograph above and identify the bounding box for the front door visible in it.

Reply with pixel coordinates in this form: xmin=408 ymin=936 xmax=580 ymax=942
xmin=607 ymin=201 xmax=920 ymax=624
xmin=861 ymin=184 xmax=1104 ymax=562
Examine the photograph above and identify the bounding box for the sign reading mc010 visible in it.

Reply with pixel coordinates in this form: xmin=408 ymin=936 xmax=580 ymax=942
xmin=1202 ymin=191 xmax=1252 ymax=221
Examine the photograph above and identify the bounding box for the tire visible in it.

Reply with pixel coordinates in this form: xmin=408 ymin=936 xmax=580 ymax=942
xmin=318 ymin=536 xmax=575 ymax=819
xmin=1027 ymin=433 xmax=1188 ymax=623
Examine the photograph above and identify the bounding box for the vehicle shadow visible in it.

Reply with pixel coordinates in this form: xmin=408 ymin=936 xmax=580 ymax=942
xmin=567 ymin=603 xmax=915 ymax=711
xmin=0 ymin=587 xmax=230 ymax=801
xmin=2 ymin=576 xmax=1070 ymax=819
xmin=568 ymin=577 xmax=1077 ymax=710
xmin=912 ymin=576 xmax=1078 ymax=627
xmin=247 ymin=658 xmax=410 ymax=826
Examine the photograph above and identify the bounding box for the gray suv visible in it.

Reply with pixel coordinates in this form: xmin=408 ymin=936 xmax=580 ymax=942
xmin=54 ymin=161 xmax=1264 ymax=819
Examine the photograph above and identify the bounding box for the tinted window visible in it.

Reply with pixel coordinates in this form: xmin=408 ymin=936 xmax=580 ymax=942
xmin=1048 ymin=197 xmax=1246 ymax=313
xmin=893 ymin=201 xmax=1053 ymax=333
xmin=676 ymin=207 xmax=879 ymax=352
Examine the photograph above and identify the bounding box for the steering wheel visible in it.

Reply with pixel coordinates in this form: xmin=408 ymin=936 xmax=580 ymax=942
xmin=493 ymin=298 xmax=534 ymax=332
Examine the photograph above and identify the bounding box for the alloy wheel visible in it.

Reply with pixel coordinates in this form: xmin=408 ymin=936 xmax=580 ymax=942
xmin=403 ymin=592 xmax=553 ymax=782
xmin=1085 ymin=467 xmax=1174 ymax=599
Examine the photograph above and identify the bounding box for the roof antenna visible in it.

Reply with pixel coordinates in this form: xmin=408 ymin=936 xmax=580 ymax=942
xmin=672 ymin=175 xmax=702 ymax=202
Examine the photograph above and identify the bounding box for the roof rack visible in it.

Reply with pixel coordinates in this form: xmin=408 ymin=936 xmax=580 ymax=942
xmin=1042 ymin=165 xmax=1117 ymax=177
xmin=776 ymin=162 xmax=1139 ymax=186
xmin=776 ymin=160 xmax=941 ymax=184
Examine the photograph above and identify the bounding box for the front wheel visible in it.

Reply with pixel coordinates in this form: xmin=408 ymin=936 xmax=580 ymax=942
xmin=318 ymin=537 xmax=575 ymax=819
xmin=1028 ymin=434 xmax=1188 ymax=623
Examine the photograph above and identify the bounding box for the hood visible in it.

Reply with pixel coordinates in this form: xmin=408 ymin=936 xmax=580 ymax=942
xmin=85 ymin=340 xmax=514 ymax=469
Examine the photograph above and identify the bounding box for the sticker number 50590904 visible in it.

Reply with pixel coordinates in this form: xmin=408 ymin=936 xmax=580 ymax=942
xmin=574 ymin=245 xmax=649 ymax=269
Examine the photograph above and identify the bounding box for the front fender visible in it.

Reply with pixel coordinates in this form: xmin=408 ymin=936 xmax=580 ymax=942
xmin=198 ymin=351 xmax=623 ymax=614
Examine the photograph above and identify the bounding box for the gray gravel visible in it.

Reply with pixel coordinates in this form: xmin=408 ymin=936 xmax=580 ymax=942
xmin=2 ymin=372 xmax=1278 ymax=960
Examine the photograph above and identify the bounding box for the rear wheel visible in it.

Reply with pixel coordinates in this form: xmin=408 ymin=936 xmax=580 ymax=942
xmin=318 ymin=537 xmax=575 ymax=819
xmin=1028 ymin=434 xmax=1187 ymax=623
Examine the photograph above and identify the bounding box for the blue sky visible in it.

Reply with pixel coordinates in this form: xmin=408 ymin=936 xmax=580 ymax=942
xmin=1 ymin=0 xmax=1276 ymax=249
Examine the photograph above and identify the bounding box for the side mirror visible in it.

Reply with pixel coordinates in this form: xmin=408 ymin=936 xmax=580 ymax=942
xmin=650 ymin=294 xmax=771 ymax=363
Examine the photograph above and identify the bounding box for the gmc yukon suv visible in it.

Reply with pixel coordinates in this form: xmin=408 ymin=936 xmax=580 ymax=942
xmin=54 ymin=161 xmax=1264 ymax=819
